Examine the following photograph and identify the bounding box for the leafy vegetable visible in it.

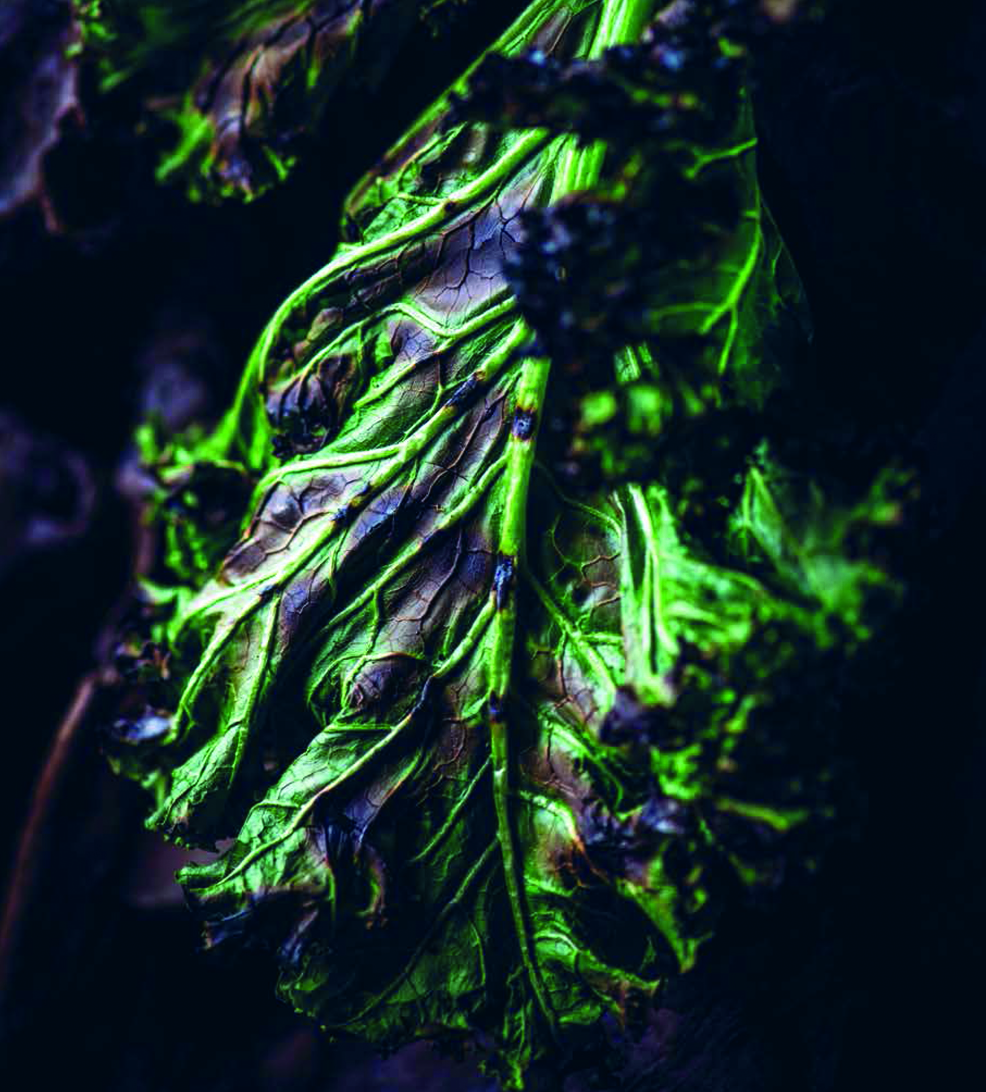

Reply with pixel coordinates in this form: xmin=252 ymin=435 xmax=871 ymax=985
xmin=75 ymin=0 xmax=483 ymax=202
xmin=103 ymin=0 xmax=907 ymax=1084
xmin=448 ymin=0 xmax=812 ymax=485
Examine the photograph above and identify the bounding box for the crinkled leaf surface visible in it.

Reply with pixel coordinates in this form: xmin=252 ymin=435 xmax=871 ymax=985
xmin=76 ymin=0 xmax=483 ymax=202
xmin=108 ymin=0 xmax=902 ymax=1084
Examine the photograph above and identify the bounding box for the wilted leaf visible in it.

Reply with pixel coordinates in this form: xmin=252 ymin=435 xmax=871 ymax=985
xmin=104 ymin=0 xmax=905 ymax=1085
xmin=76 ymin=0 xmax=486 ymax=202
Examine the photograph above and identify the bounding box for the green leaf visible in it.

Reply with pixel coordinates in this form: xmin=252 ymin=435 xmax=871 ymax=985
xmin=104 ymin=0 xmax=904 ymax=1084
xmin=75 ymin=0 xmax=484 ymax=202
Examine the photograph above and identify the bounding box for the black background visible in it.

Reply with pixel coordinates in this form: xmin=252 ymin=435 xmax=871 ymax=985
xmin=2 ymin=2 xmax=985 ymax=1089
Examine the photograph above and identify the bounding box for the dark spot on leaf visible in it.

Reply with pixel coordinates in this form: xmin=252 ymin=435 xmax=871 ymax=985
xmin=266 ymin=354 xmax=359 ymax=458
xmin=492 ymin=553 xmax=516 ymax=610
xmin=441 ymin=373 xmax=480 ymax=411
xmin=511 ymin=406 xmax=536 ymax=440
xmin=599 ymin=685 xmax=676 ymax=747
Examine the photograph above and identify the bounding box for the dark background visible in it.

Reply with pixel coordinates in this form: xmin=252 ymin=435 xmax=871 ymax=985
xmin=2 ymin=2 xmax=985 ymax=1088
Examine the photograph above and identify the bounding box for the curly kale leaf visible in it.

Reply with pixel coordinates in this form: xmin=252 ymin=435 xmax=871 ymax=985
xmin=104 ymin=0 xmax=903 ymax=1084
xmin=75 ymin=0 xmax=481 ymax=202
xmin=449 ymin=0 xmax=815 ymax=486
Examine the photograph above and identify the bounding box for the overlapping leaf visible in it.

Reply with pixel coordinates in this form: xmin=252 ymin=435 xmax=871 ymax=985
xmin=75 ymin=0 xmax=485 ymax=201
xmin=105 ymin=0 xmax=905 ymax=1085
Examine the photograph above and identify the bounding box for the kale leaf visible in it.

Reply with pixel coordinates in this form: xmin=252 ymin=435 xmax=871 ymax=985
xmin=75 ymin=0 xmax=484 ymax=202
xmin=103 ymin=1 xmax=907 ymax=1084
